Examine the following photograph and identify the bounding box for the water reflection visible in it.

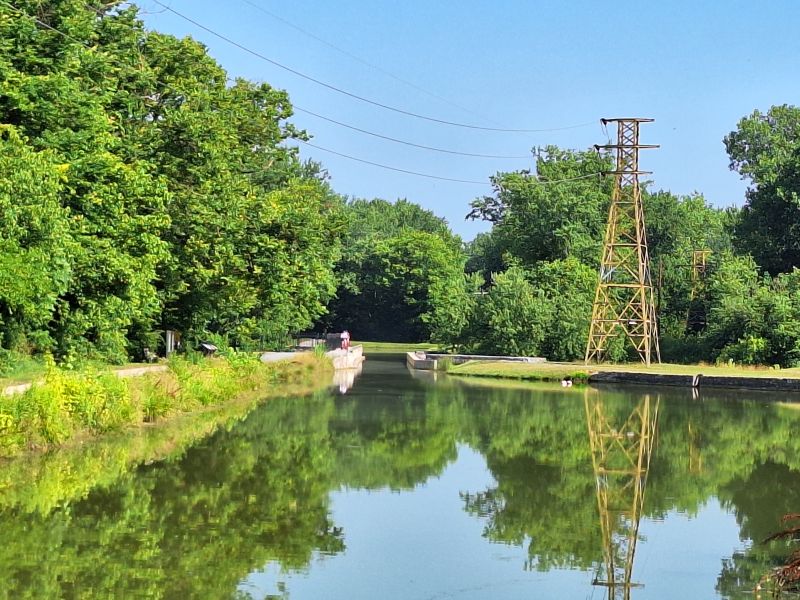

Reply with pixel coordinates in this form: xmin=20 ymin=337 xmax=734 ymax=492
xmin=585 ymin=392 xmax=659 ymax=599
xmin=2 ymin=361 xmax=800 ymax=598
xmin=331 ymin=363 xmax=363 ymax=394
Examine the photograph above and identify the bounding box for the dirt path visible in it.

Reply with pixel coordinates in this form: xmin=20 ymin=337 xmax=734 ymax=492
xmin=1 ymin=364 xmax=169 ymax=397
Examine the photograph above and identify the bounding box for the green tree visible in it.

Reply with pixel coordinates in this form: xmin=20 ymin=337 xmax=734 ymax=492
xmin=0 ymin=0 xmax=170 ymax=362
xmin=529 ymin=257 xmax=596 ymax=361
xmin=323 ymin=200 xmax=464 ymax=342
xmin=344 ymin=197 xmax=461 ymax=247
xmin=725 ymin=105 xmax=800 ymax=275
xmin=465 ymin=230 xmax=507 ymax=286
xmin=424 ymin=272 xmax=482 ymax=351
xmin=470 ymin=266 xmax=553 ymax=357
xmin=468 ymin=147 xmax=613 ymax=266
xmin=701 ymin=254 xmax=800 ymax=366
xmin=0 ymin=1 xmax=346 ymax=359
xmin=0 ymin=128 xmax=72 ymax=353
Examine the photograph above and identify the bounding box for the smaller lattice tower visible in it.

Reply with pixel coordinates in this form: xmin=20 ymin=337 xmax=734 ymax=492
xmin=686 ymin=249 xmax=712 ymax=330
xmin=586 ymin=118 xmax=660 ymax=365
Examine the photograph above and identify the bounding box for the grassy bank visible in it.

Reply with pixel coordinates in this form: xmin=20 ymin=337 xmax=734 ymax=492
xmin=447 ymin=360 xmax=800 ymax=383
xmin=355 ymin=341 xmax=439 ymax=354
xmin=448 ymin=361 xmax=594 ymax=383
xmin=0 ymin=377 xmax=331 ymax=515
xmin=0 ymin=352 xmax=331 ymax=458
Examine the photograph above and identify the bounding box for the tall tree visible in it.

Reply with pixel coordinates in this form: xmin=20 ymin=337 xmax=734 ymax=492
xmin=0 ymin=1 xmax=346 ymax=359
xmin=468 ymin=147 xmax=613 ymax=267
xmin=725 ymin=105 xmax=800 ymax=275
xmin=322 ymin=199 xmax=464 ymax=342
xmin=0 ymin=128 xmax=72 ymax=353
xmin=0 ymin=0 xmax=170 ymax=361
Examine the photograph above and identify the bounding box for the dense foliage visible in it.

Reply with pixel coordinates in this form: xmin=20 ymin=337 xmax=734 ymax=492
xmin=3 ymin=1 xmax=799 ymax=368
xmin=0 ymin=1 xmax=343 ymax=364
xmin=321 ymin=199 xmax=465 ymax=342
xmin=311 ymin=110 xmax=800 ymax=366
xmin=725 ymin=105 xmax=800 ymax=275
xmin=439 ymin=116 xmax=800 ymax=365
xmin=0 ymin=351 xmax=330 ymax=457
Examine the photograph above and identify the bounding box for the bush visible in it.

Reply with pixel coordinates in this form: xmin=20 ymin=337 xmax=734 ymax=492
xmin=0 ymin=353 xmax=330 ymax=456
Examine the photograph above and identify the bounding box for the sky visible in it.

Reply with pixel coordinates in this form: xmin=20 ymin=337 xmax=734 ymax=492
xmin=139 ymin=0 xmax=800 ymax=240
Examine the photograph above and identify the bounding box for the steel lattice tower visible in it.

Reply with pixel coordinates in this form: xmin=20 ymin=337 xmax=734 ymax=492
xmin=585 ymin=393 xmax=660 ymax=600
xmin=586 ymin=118 xmax=660 ymax=365
xmin=687 ymin=249 xmax=712 ymax=330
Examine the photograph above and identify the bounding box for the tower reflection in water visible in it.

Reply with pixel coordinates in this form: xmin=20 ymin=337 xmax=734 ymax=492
xmin=585 ymin=391 xmax=660 ymax=600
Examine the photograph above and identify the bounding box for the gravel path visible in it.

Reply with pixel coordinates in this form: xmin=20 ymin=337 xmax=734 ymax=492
xmin=1 ymin=364 xmax=169 ymax=397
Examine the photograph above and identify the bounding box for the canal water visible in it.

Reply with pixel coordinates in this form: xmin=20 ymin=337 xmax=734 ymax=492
xmin=2 ymin=355 xmax=800 ymax=599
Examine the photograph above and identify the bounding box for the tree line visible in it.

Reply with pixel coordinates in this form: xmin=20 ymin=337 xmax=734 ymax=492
xmin=0 ymin=1 xmax=343 ymax=365
xmin=326 ymin=111 xmax=800 ymax=366
xmin=3 ymin=2 xmax=800 ymax=366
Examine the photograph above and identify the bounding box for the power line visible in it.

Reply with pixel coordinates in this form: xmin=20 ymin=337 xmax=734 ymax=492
xmin=0 ymin=2 xmax=498 ymax=185
xmin=20 ymin=0 xmax=546 ymax=160
xmin=84 ymin=0 xmax=569 ymax=159
xmin=2 ymin=1 xmax=604 ymax=189
xmin=293 ymin=106 xmax=531 ymax=159
xmin=71 ymin=1 xmax=535 ymax=159
xmin=150 ymin=0 xmax=596 ymax=134
xmin=301 ymin=139 xmax=603 ymax=187
xmin=236 ymin=0 xmax=501 ymax=126
xmin=298 ymin=140 xmax=491 ymax=185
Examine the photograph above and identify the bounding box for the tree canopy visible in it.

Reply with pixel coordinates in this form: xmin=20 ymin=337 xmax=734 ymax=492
xmin=3 ymin=2 xmax=800 ymax=368
xmin=725 ymin=105 xmax=800 ymax=275
xmin=0 ymin=1 xmax=344 ymax=361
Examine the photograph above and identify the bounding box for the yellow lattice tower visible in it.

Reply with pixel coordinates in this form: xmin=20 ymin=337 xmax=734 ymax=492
xmin=691 ymin=250 xmax=712 ymax=288
xmin=586 ymin=118 xmax=660 ymax=365
xmin=687 ymin=249 xmax=712 ymax=329
xmin=585 ymin=392 xmax=660 ymax=600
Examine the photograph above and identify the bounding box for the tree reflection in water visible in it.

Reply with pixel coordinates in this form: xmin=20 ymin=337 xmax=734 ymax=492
xmin=1 ymin=363 xmax=800 ymax=598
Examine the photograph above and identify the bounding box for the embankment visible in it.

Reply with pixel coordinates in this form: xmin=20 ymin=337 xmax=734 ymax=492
xmin=0 ymin=353 xmax=331 ymax=458
xmin=440 ymin=359 xmax=800 ymax=391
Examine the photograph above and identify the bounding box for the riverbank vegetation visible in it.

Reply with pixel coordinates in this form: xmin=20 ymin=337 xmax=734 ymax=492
xmin=325 ymin=110 xmax=800 ymax=368
xmin=0 ymin=352 xmax=330 ymax=457
xmin=0 ymin=1 xmax=344 ymax=370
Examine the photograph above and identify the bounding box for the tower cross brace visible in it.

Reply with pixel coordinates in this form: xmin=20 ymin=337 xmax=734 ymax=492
xmin=586 ymin=118 xmax=660 ymax=365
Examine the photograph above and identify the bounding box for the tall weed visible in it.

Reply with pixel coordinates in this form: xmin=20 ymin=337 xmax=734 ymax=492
xmin=0 ymin=352 xmax=331 ymax=457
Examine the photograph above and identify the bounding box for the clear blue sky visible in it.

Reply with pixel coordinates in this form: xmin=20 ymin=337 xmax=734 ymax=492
xmin=140 ymin=0 xmax=800 ymax=240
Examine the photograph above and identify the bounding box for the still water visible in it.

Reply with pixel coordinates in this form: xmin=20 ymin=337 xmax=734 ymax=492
xmin=2 ymin=355 xmax=800 ymax=599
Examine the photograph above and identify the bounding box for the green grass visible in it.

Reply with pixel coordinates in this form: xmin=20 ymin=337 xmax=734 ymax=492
xmin=448 ymin=360 xmax=800 ymax=382
xmin=0 ymin=353 xmax=331 ymax=457
xmin=0 ymin=355 xmax=157 ymax=390
xmin=354 ymin=341 xmax=439 ymax=354
xmin=0 ymin=353 xmax=47 ymax=387
xmin=0 ymin=358 xmax=332 ymax=514
xmin=448 ymin=361 xmax=593 ymax=382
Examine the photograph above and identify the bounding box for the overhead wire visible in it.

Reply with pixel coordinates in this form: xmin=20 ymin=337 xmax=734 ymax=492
xmin=12 ymin=0 xmax=525 ymax=160
xmin=235 ymin=0 xmax=503 ymax=126
xmin=299 ymin=140 xmax=603 ymax=187
xmin=292 ymin=106 xmax=531 ymax=159
xmin=86 ymin=1 xmax=537 ymax=159
xmin=1 ymin=0 xmax=604 ymax=188
xmin=298 ymin=141 xmax=492 ymax=185
xmin=150 ymin=0 xmax=596 ymax=134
